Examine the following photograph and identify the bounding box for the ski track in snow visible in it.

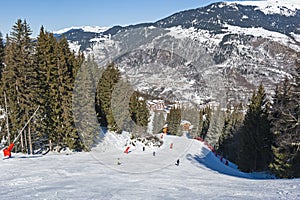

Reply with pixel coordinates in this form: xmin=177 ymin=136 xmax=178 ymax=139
xmin=1 ymin=134 xmax=300 ymax=199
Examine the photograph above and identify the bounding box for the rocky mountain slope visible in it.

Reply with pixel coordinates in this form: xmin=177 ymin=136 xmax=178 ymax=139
xmin=55 ymin=0 xmax=300 ymax=107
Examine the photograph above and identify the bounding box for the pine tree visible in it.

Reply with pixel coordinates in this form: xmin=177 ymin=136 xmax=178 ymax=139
xmin=95 ymin=63 xmax=121 ymax=133
xmin=110 ymin=78 xmax=136 ymax=133
xmin=0 ymin=32 xmax=4 ymax=80
xmin=217 ymin=103 xmax=244 ymax=163
xmin=130 ymin=92 xmax=149 ymax=127
xmin=197 ymin=109 xmax=204 ymax=137
xmin=2 ymin=19 xmax=36 ymax=152
xmin=269 ymin=65 xmax=300 ymax=178
xmin=108 ymin=78 xmax=150 ymax=136
xmin=35 ymin=30 xmax=82 ymax=151
xmin=166 ymin=107 xmax=181 ymax=135
xmin=55 ymin=37 xmax=81 ymax=150
xmin=152 ymin=111 xmax=165 ymax=134
xmin=1 ymin=21 xmax=96 ymax=152
xmin=238 ymin=84 xmax=273 ymax=172
xmin=34 ymin=27 xmax=58 ymax=149
xmin=0 ymin=32 xmax=6 ymax=143
xmin=199 ymin=106 xmax=212 ymax=139
xmin=73 ymin=56 xmax=100 ymax=151
xmin=205 ymin=106 xmax=225 ymax=147
xmin=269 ymin=79 xmax=291 ymax=138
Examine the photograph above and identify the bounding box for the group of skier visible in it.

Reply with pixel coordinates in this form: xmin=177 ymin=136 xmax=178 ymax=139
xmin=117 ymin=135 xmax=180 ymax=166
xmin=117 ymin=144 xmax=180 ymax=166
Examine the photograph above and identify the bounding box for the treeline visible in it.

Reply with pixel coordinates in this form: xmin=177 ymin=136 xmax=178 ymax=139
xmin=221 ymin=69 xmax=299 ymax=178
xmin=0 ymin=20 xmax=84 ymax=152
xmin=0 ymin=19 xmax=149 ymax=153
xmin=162 ymin=64 xmax=299 ymax=178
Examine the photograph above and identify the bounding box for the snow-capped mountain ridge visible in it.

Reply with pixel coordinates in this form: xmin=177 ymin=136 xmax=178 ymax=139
xmin=55 ymin=1 xmax=299 ymax=106
xmin=154 ymin=1 xmax=299 ymax=38
xmin=55 ymin=1 xmax=300 ymax=44
xmin=55 ymin=1 xmax=300 ymax=51
xmin=54 ymin=26 xmax=109 ymax=34
xmin=234 ymin=0 xmax=300 ymax=16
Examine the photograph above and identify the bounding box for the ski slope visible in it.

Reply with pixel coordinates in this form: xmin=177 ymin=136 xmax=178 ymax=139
xmin=1 ymin=133 xmax=299 ymax=199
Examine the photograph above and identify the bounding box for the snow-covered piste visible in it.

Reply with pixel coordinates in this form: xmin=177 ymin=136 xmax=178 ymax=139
xmin=1 ymin=132 xmax=299 ymax=199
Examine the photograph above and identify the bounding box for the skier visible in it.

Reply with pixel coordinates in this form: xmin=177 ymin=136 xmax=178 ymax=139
xmin=175 ymin=159 xmax=180 ymax=166
xmin=153 ymin=151 xmax=156 ymax=156
xmin=225 ymin=160 xmax=229 ymax=166
xmin=117 ymin=158 xmax=121 ymax=165
xmin=143 ymin=146 xmax=145 ymax=151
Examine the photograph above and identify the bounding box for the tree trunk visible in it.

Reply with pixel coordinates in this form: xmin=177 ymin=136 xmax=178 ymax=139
xmin=49 ymin=140 xmax=52 ymax=151
xmin=24 ymin=130 xmax=28 ymax=154
xmin=20 ymin=131 xmax=24 ymax=152
xmin=4 ymin=92 xmax=10 ymax=144
xmin=28 ymin=124 xmax=33 ymax=155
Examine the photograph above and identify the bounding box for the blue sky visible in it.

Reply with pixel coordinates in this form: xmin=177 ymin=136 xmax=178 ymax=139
xmin=1 ymin=0 xmax=243 ymax=37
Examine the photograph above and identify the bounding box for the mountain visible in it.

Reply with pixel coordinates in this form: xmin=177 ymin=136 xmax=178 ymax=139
xmin=55 ymin=0 xmax=300 ymax=107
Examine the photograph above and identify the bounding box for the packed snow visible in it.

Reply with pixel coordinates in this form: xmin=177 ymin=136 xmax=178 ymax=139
xmin=1 ymin=131 xmax=299 ymax=199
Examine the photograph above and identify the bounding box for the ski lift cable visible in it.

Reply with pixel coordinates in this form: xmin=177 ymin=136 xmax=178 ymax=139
xmin=13 ymin=106 xmax=40 ymax=144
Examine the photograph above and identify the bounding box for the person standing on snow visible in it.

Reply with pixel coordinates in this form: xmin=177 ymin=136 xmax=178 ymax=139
xmin=117 ymin=158 xmax=121 ymax=165
xmin=175 ymin=159 xmax=180 ymax=166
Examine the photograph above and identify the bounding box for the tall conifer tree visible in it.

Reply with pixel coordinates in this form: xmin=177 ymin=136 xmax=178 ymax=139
xmin=130 ymin=92 xmax=149 ymax=127
xmin=54 ymin=37 xmax=81 ymax=150
xmin=205 ymin=106 xmax=225 ymax=147
xmin=35 ymin=28 xmax=60 ymax=150
xmin=95 ymin=63 xmax=121 ymax=132
xmin=35 ymin=29 xmax=82 ymax=151
xmin=199 ymin=107 xmax=212 ymax=139
xmin=166 ymin=107 xmax=181 ymax=135
xmin=152 ymin=111 xmax=165 ymax=134
xmin=0 ymin=32 xmax=4 ymax=80
xmin=2 ymin=19 xmax=35 ymax=152
xmin=238 ymin=84 xmax=273 ymax=172
xmin=270 ymin=60 xmax=300 ymax=178
xmin=73 ymin=56 xmax=100 ymax=151
xmin=217 ymin=104 xmax=244 ymax=163
xmin=0 ymin=33 xmax=6 ymax=143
